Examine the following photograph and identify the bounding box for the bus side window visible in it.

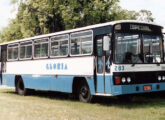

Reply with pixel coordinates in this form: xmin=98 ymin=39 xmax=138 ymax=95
xmin=7 ymin=44 xmax=18 ymax=61
xmin=34 ymin=38 xmax=49 ymax=58
xmin=71 ymin=38 xmax=80 ymax=55
xmin=97 ymin=39 xmax=103 ymax=57
xmin=71 ymin=30 xmax=93 ymax=55
xmin=51 ymin=41 xmax=59 ymax=56
xmin=97 ymin=38 xmax=103 ymax=73
xmin=81 ymin=36 xmax=92 ymax=54
xmin=20 ymin=41 xmax=32 ymax=59
xmin=41 ymin=42 xmax=48 ymax=57
xmin=60 ymin=40 xmax=68 ymax=56
xmin=50 ymin=34 xmax=69 ymax=57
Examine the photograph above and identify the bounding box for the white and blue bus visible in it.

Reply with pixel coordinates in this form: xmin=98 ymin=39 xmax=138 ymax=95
xmin=0 ymin=20 xmax=164 ymax=102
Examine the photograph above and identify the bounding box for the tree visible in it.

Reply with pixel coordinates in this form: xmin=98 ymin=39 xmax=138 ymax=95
xmin=0 ymin=19 xmax=23 ymax=42
xmin=60 ymin=0 xmax=121 ymax=29
xmin=137 ymin=10 xmax=154 ymax=22
xmin=0 ymin=0 xmax=154 ymax=43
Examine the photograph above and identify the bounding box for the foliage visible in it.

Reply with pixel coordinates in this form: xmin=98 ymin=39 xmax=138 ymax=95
xmin=0 ymin=0 xmax=154 ymax=42
xmin=137 ymin=10 xmax=154 ymax=22
xmin=0 ymin=19 xmax=23 ymax=42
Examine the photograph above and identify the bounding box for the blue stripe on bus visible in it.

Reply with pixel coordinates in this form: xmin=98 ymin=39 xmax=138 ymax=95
xmin=105 ymin=75 xmax=113 ymax=94
xmin=96 ymin=75 xmax=113 ymax=94
xmin=2 ymin=74 xmax=96 ymax=95
xmin=85 ymin=76 xmax=96 ymax=95
xmin=97 ymin=76 xmax=104 ymax=93
xmin=2 ymin=74 xmax=15 ymax=87
xmin=3 ymin=74 xmax=165 ymax=96
xmin=111 ymin=83 xmax=165 ymax=95
xmin=23 ymin=75 xmax=74 ymax=93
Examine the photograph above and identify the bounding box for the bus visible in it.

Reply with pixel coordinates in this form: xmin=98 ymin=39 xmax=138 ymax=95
xmin=0 ymin=20 xmax=164 ymax=102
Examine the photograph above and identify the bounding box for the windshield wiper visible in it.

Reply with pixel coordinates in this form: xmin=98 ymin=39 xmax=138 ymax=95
xmin=131 ymin=54 xmax=143 ymax=66
xmin=153 ymin=55 xmax=161 ymax=66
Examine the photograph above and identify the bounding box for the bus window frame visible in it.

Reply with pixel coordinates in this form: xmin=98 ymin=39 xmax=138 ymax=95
xmin=113 ymin=31 xmax=164 ymax=64
xmin=7 ymin=43 xmax=19 ymax=61
xmin=142 ymin=34 xmax=164 ymax=64
xmin=33 ymin=38 xmax=49 ymax=59
xmin=70 ymin=30 xmax=93 ymax=56
xmin=19 ymin=40 xmax=33 ymax=60
xmin=50 ymin=34 xmax=69 ymax=58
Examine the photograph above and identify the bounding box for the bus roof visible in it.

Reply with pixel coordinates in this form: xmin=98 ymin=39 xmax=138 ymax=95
xmin=0 ymin=20 xmax=163 ymax=46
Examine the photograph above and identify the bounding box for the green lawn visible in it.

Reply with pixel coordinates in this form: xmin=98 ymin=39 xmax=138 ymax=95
xmin=0 ymin=89 xmax=165 ymax=120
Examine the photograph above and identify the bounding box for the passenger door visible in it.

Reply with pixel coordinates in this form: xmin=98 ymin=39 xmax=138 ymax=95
xmin=95 ymin=36 xmax=111 ymax=93
xmin=0 ymin=46 xmax=1 ymax=85
xmin=1 ymin=45 xmax=7 ymax=85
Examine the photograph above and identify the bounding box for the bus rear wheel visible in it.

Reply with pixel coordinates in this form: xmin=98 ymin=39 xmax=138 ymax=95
xmin=16 ymin=78 xmax=27 ymax=95
xmin=78 ymin=81 xmax=93 ymax=103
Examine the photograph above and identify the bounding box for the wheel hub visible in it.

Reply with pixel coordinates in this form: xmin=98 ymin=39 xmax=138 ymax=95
xmin=80 ymin=87 xmax=88 ymax=98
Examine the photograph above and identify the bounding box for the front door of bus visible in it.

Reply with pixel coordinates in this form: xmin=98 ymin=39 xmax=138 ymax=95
xmin=0 ymin=46 xmax=1 ymax=85
xmin=1 ymin=45 xmax=7 ymax=85
xmin=96 ymin=37 xmax=111 ymax=93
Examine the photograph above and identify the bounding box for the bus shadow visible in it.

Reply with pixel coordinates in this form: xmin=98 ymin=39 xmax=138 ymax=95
xmin=5 ymin=90 xmax=71 ymax=101
xmin=93 ymin=92 xmax=165 ymax=108
xmin=5 ymin=90 xmax=165 ymax=108
xmin=28 ymin=90 xmax=71 ymax=101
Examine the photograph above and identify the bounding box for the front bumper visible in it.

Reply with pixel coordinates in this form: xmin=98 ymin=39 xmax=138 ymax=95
xmin=111 ymin=83 xmax=165 ymax=95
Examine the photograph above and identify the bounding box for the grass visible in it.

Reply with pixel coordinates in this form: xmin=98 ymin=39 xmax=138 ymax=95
xmin=0 ymin=89 xmax=165 ymax=120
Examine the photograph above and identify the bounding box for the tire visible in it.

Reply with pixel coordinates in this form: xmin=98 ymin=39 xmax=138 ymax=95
xmin=16 ymin=77 xmax=27 ymax=95
xmin=78 ymin=81 xmax=93 ymax=103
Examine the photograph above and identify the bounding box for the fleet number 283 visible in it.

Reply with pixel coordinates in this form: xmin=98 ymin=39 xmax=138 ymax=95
xmin=115 ymin=66 xmax=124 ymax=71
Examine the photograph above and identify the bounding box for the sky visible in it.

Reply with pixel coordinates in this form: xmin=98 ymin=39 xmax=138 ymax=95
xmin=0 ymin=0 xmax=165 ymax=30
xmin=120 ymin=0 xmax=165 ymax=28
xmin=0 ymin=0 xmax=16 ymax=30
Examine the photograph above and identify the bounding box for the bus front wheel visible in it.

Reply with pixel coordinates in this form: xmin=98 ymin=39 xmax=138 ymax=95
xmin=16 ymin=78 xmax=27 ymax=95
xmin=78 ymin=81 xmax=93 ymax=103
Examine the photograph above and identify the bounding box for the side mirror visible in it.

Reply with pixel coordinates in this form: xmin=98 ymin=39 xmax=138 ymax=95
xmin=103 ymin=36 xmax=111 ymax=51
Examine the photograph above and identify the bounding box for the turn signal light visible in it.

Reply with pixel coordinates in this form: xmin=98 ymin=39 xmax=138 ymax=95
xmin=115 ymin=77 xmax=121 ymax=85
xmin=87 ymin=75 xmax=91 ymax=79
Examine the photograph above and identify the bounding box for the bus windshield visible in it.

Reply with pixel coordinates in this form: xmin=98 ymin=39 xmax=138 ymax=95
xmin=115 ymin=33 xmax=163 ymax=64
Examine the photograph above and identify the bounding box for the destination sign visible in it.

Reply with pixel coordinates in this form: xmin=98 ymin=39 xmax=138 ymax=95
xmin=130 ymin=24 xmax=152 ymax=32
xmin=114 ymin=23 xmax=162 ymax=34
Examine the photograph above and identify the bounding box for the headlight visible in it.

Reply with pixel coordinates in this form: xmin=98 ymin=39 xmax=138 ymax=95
xmin=163 ymin=76 xmax=165 ymax=80
xmin=121 ymin=77 xmax=126 ymax=83
xmin=127 ymin=77 xmax=131 ymax=83
xmin=158 ymin=76 xmax=162 ymax=81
